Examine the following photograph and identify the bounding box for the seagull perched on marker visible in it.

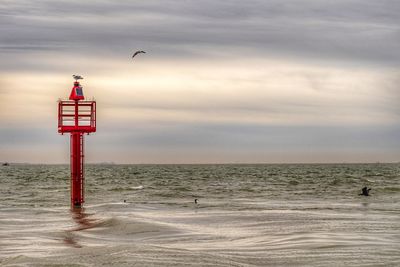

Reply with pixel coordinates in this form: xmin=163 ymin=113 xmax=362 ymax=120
xmin=73 ymin=75 xmax=83 ymax=81
xmin=132 ymin=50 xmax=146 ymax=59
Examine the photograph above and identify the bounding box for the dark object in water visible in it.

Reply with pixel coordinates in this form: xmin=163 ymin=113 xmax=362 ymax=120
xmin=2 ymin=162 xmax=9 ymax=166
xmin=194 ymin=198 xmax=198 ymax=204
xmin=359 ymin=187 xmax=371 ymax=196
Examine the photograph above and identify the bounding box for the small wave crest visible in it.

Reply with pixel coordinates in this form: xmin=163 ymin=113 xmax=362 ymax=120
xmin=109 ymin=185 xmax=144 ymax=191
xmin=130 ymin=185 xmax=144 ymax=190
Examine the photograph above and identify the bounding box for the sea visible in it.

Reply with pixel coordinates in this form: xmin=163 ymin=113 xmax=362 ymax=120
xmin=0 ymin=164 xmax=399 ymax=266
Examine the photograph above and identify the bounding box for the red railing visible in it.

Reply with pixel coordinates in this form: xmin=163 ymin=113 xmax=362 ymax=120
xmin=58 ymin=100 xmax=96 ymax=133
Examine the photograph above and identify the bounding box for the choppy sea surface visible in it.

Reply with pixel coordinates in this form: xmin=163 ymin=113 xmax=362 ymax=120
xmin=0 ymin=164 xmax=399 ymax=266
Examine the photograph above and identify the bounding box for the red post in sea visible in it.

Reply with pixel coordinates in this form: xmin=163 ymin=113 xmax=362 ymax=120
xmin=58 ymin=75 xmax=96 ymax=208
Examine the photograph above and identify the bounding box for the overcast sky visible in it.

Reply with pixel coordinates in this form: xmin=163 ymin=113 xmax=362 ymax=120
xmin=1 ymin=0 xmax=399 ymax=163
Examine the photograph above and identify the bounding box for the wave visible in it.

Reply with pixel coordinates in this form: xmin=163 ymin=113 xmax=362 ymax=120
xmin=109 ymin=185 xmax=144 ymax=192
xmin=380 ymin=186 xmax=400 ymax=193
xmin=130 ymin=185 xmax=144 ymax=190
xmin=0 ymin=245 xmax=253 ymax=267
xmin=66 ymin=213 xmax=177 ymax=239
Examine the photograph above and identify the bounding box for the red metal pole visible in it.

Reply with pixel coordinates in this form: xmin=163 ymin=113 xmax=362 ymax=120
xmin=70 ymin=100 xmax=84 ymax=207
xmin=70 ymin=132 xmax=84 ymax=207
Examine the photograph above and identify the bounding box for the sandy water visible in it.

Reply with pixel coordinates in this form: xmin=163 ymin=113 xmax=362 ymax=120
xmin=0 ymin=164 xmax=399 ymax=266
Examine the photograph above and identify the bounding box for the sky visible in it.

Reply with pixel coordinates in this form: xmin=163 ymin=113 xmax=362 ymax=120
xmin=0 ymin=0 xmax=399 ymax=164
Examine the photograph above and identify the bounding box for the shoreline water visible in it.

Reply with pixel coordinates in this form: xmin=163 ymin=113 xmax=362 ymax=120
xmin=1 ymin=164 xmax=399 ymax=266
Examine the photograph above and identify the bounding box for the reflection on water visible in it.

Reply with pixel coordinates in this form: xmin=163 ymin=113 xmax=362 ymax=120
xmin=70 ymin=207 xmax=98 ymax=232
xmin=63 ymin=231 xmax=81 ymax=249
xmin=63 ymin=207 xmax=99 ymax=248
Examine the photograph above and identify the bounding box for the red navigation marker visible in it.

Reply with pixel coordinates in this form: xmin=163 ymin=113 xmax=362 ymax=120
xmin=58 ymin=76 xmax=96 ymax=208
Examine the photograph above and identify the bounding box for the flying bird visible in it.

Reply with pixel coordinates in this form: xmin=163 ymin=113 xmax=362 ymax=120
xmin=132 ymin=50 xmax=146 ymax=59
xmin=73 ymin=75 xmax=83 ymax=81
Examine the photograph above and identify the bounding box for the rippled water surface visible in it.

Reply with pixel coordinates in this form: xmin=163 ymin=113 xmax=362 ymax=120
xmin=0 ymin=164 xmax=399 ymax=266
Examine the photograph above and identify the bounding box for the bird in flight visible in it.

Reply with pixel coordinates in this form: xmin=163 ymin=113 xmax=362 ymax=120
xmin=73 ymin=75 xmax=83 ymax=81
xmin=132 ymin=50 xmax=146 ymax=59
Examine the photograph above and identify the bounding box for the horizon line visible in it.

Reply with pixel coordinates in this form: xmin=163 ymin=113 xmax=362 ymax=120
xmin=2 ymin=161 xmax=399 ymax=165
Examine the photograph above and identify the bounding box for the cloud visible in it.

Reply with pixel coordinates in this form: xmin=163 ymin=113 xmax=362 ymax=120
xmin=1 ymin=58 xmax=399 ymax=127
xmin=1 ymin=1 xmax=400 ymax=163
xmin=82 ymin=121 xmax=400 ymax=163
xmin=1 ymin=0 xmax=399 ymax=66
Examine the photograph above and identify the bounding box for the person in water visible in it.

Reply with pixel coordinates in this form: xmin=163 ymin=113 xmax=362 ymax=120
xmin=359 ymin=187 xmax=371 ymax=196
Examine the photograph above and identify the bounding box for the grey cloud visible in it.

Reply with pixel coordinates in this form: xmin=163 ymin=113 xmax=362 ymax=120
xmin=1 ymin=1 xmax=400 ymax=163
xmin=93 ymin=122 xmax=400 ymax=154
xmin=377 ymin=72 xmax=400 ymax=116
xmin=1 ymin=121 xmax=399 ymax=163
xmin=1 ymin=0 xmax=400 ymax=66
xmin=0 ymin=127 xmax=61 ymax=146
xmin=3 ymin=1 xmax=399 ymax=24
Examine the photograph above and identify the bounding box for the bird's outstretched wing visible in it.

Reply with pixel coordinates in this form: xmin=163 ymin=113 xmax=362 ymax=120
xmin=132 ymin=50 xmax=146 ymax=58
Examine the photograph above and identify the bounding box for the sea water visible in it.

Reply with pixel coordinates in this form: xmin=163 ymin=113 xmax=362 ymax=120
xmin=0 ymin=164 xmax=399 ymax=266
